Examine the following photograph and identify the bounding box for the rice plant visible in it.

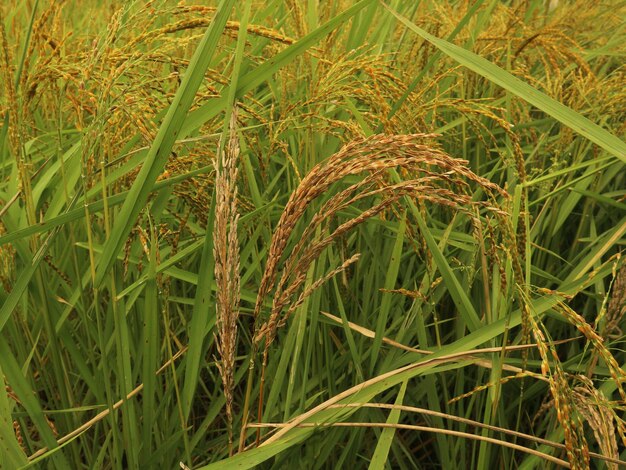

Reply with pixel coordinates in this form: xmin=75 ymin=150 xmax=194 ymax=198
xmin=0 ymin=0 xmax=625 ymax=468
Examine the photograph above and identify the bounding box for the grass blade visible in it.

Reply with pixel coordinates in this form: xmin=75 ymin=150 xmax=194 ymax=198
xmin=93 ymin=0 xmax=237 ymax=287
xmin=368 ymin=380 xmax=407 ymax=469
xmin=382 ymin=3 xmax=626 ymax=162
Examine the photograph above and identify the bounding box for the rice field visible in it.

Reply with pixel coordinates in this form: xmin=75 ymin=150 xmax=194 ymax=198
xmin=0 ymin=0 xmax=625 ymax=468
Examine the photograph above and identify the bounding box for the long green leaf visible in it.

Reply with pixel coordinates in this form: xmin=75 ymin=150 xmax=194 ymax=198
xmin=383 ymin=3 xmax=626 ymax=163
xmin=93 ymin=0 xmax=237 ymax=287
xmin=368 ymin=380 xmax=407 ymax=469
xmin=371 ymin=214 xmax=406 ymax=371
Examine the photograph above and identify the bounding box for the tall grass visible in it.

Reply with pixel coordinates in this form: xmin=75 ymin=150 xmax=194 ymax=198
xmin=0 ymin=1 xmax=625 ymax=469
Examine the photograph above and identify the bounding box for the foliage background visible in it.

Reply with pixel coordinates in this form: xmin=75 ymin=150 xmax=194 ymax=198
xmin=0 ymin=0 xmax=625 ymax=468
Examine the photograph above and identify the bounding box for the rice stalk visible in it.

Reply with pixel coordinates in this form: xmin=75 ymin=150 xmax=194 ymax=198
xmin=604 ymin=262 xmax=626 ymax=339
xmin=523 ymin=302 xmax=590 ymax=469
xmin=572 ymin=376 xmax=620 ymax=470
xmin=243 ymin=133 xmax=507 ymax=449
xmin=213 ymin=108 xmax=241 ymax=456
